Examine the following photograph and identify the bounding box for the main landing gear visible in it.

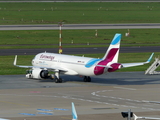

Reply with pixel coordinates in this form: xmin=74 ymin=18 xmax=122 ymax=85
xmin=55 ymin=78 xmax=62 ymax=83
xmin=54 ymin=71 xmax=91 ymax=83
xmin=83 ymin=76 xmax=91 ymax=82
xmin=54 ymin=71 xmax=62 ymax=83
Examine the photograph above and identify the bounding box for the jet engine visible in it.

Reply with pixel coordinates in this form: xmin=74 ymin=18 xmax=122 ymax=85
xmin=26 ymin=68 xmax=49 ymax=79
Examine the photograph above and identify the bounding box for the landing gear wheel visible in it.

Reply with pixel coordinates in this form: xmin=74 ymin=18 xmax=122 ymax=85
xmin=83 ymin=76 xmax=88 ymax=82
xmin=55 ymin=78 xmax=62 ymax=83
xmin=87 ymin=76 xmax=91 ymax=82
xmin=59 ymin=78 xmax=62 ymax=83
xmin=83 ymin=76 xmax=91 ymax=82
xmin=55 ymin=78 xmax=59 ymax=83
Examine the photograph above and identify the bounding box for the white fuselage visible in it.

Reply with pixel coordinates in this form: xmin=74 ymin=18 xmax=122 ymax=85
xmin=32 ymin=52 xmax=102 ymax=76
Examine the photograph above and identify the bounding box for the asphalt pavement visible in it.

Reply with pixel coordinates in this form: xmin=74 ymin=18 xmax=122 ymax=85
xmin=1 ymin=72 xmax=160 ymax=120
xmin=0 ymin=46 xmax=159 ymax=56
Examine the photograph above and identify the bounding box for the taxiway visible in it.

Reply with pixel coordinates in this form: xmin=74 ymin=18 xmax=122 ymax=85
xmin=0 ymin=72 xmax=160 ymax=120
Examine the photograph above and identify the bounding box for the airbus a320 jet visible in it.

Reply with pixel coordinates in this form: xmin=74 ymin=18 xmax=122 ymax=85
xmin=14 ymin=33 xmax=154 ymax=83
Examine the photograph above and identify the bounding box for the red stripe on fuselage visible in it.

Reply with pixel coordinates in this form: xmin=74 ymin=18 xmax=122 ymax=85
xmin=94 ymin=48 xmax=118 ymax=75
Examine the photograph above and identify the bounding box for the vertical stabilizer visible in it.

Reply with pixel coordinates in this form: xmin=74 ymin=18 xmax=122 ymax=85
xmin=72 ymin=102 xmax=78 ymax=120
xmin=102 ymin=33 xmax=121 ymax=62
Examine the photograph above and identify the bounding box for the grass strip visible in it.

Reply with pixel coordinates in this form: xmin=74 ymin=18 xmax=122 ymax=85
xmin=0 ymin=29 xmax=160 ymax=49
xmin=0 ymin=2 xmax=160 ymax=24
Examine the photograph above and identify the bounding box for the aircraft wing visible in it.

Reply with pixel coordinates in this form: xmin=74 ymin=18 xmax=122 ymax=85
xmin=134 ymin=114 xmax=160 ymax=120
xmin=122 ymin=53 xmax=154 ymax=68
xmin=13 ymin=55 xmax=68 ymax=72
xmin=13 ymin=55 xmax=33 ymax=68
xmin=142 ymin=117 xmax=160 ymax=120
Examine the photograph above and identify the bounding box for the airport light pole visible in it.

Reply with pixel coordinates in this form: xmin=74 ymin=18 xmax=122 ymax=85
xmin=58 ymin=22 xmax=63 ymax=54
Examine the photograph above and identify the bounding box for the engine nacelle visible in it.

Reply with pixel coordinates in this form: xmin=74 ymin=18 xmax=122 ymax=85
xmin=26 ymin=68 xmax=49 ymax=79
xmin=108 ymin=63 xmax=123 ymax=72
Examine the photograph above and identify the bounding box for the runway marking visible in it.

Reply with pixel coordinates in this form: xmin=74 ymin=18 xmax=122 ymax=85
xmin=0 ymin=92 xmax=160 ymax=112
xmin=91 ymin=91 xmax=141 ymax=102
xmin=86 ymin=100 xmax=93 ymax=102
xmin=37 ymin=109 xmax=53 ymax=112
xmin=37 ymin=112 xmax=53 ymax=115
xmin=19 ymin=113 xmax=36 ymax=116
xmin=90 ymin=90 xmax=160 ymax=111
xmin=125 ymin=102 xmax=136 ymax=105
xmin=108 ymin=99 xmax=118 ymax=102
xmin=54 ymin=108 xmax=69 ymax=111
xmin=114 ymin=87 xmax=136 ymax=90
xmin=58 ymin=93 xmax=84 ymax=98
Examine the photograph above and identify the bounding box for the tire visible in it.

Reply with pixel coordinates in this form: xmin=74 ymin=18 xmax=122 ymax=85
xmin=55 ymin=78 xmax=62 ymax=83
xmin=83 ymin=76 xmax=87 ymax=82
xmin=87 ymin=76 xmax=91 ymax=82
xmin=55 ymin=78 xmax=59 ymax=83
xmin=59 ymin=78 xmax=62 ymax=83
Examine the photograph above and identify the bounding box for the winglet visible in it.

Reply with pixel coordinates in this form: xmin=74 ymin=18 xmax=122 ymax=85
xmin=133 ymin=113 xmax=144 ymax=120
xmin=72 ymin=102 xmax=78 ymax=120
xmin=133 ymin=114 xmax=138 ymax=120
xmin=146 ymin=52 xmax=154 ymax=63
xmin=13 ymin=55 xmax=17 ymax=66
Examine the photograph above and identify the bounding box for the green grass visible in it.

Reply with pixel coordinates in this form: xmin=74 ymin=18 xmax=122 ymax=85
xmin=0 ymin=2 xmax=160 ymax=24
xmin=0 ymin=29 xmax=160 ymax=49
xmin=0 ymin=52 xmax=158 ymax=75
xmin=0 ymin=2 xmax=160 ymax=75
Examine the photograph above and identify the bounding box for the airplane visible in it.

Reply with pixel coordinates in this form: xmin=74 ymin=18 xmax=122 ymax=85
xmin=13 ymin=33 xmax=154 ymax=83
xmin=72 ymin=102 xmax=78 ymax=120
xmin=133 ymin=113 xmax=160 ymax=120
